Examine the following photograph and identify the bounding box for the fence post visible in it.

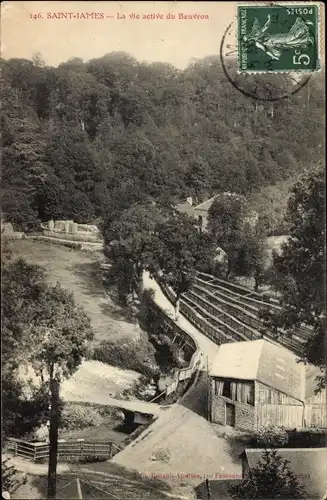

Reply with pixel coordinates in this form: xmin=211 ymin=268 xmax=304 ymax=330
xmin=109 ymin=443 xmax=113 ymax=459
xmin=34 ymin=444 xmax=37 ymax=463
xmin=14 ymin=441 xmax=18 ymax=457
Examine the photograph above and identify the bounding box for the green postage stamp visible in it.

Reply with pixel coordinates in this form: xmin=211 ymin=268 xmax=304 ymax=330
xmin=237 ymin=3 xmax=321 ymax=72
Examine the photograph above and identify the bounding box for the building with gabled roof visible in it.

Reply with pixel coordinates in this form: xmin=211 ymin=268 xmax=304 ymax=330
xmin=176 ymin=193 xmax=258 ymax=232
xmin=209 ymin=339 xmax=326 ymax=430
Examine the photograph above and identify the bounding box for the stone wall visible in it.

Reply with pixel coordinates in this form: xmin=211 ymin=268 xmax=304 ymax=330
xmin=211 ymin=392 xmax=226 ymax=425
xmin=210 ymin=379 xmax=256 ymax=430
xmin=235 ymin=402 xmax=256 ymax=431
xmin=43 ymin=230 xmax=102 ymax=242
xmin=42 ymin=220 xmax=103 ymax=242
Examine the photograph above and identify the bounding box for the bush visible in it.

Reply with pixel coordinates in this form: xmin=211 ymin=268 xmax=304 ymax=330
xmin=121 ymin=375 xmax=157 ymax=401
xmin=60 ymin=403 xmax=121 ymax=431
xmin=229 ymin=449 xmax=306 ymax=499
xmin=253 ymin=425 xmax=289 ymax=448
xmin=150 ymin=333 xmax=187 ymax=372
xmin=91 ymin=333 xmax=159 ymax=378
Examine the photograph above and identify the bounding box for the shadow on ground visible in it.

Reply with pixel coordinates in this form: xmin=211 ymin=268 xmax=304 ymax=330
xmin=71 ymin=262 xmax=136 ymax=324
xmin=180 ymin=370 xmax=208 ymax=419
xmin=23 ymin=464 xmax=174 ymax=500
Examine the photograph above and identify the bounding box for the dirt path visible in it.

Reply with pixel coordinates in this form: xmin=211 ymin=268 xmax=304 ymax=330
xmin=112 ymin=404 xmax=242 ymax=487
xmin=143 ymin=272 xmax=220 ymax=366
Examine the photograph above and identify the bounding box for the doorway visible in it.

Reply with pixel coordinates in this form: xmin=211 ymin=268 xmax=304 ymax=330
xmin=225 ymin=403 xmax=235 ymax=427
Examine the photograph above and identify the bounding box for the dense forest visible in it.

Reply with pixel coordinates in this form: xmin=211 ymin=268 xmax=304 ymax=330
xmin=1 ymin=52 xmax=324 ymax=231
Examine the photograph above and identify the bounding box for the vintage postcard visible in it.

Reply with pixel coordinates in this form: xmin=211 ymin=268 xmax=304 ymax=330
xmin=1 ymin=2 xmax=326 ymax=499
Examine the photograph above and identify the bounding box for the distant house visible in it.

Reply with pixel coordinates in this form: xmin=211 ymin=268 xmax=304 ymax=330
xmin=175 ymin=197 xmax=196 ymax=218
xmin=176 ymin=195 xmax=218 ymax=231
xmin=176 ymin=193 xmax=258 ymax=232
xmin=209 ymin=339 xmax=327 ymax=430
xmin=240 ymin=448 xmax=327 ymax=499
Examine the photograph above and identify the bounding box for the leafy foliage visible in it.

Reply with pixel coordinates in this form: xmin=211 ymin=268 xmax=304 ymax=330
xmin=262 ymin=165 xmax=325 ymax=381
xmin=235 ymin=218 xmax=268 ymax=290
xmin=104 ymin=203 xmax=213 ymax=312
xmin=207 ymin=193 xmax=268 ymax=284
xmin=229 ymin=449 xmax=306 ymax=499
xmin=248 ymin=177 xmax=296 ymax=236
xmin=91 ymin=334 xmax=159 ymax=378
xmin=253 ymin=425 xmax=289 ymax=448
xmin=104 ymin=203 xmax=166 ymax=300
xmin=2 ymin=257 xmax=94 ymax=439
xmin=2 ymin=375 xmax=49 ymax=440
xmin=1 ymin=55 xmax=324 ymax=229
xmin=148 ymin=214 xmax=210 ymax=300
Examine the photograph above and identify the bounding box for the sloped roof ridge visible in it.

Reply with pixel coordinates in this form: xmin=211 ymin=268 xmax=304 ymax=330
xmin=193 ymin=195 xmax=218 ymax=210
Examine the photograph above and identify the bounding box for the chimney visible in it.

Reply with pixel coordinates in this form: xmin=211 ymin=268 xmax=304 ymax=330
xmin=186 ymin=196 xmax=193 ymax=206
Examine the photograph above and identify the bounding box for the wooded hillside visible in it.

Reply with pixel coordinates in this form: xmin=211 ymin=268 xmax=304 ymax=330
xmin=1 ymin=52 xmax=324 ymax=230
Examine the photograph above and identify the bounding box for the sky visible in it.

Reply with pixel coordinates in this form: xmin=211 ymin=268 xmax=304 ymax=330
xmin=1 ymin=1 xmax=237 ymax=69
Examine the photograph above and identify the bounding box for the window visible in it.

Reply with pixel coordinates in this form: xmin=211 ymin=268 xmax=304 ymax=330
xmin=215 ymin=379 xmax=254 ymax=405
xmin=215 ymin=380 xmax=224 ymax=396
xmin=222 ymin=381 xmax=232 ymax=398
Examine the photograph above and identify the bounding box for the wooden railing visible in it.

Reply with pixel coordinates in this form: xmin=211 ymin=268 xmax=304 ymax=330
xmin=159 ymin=279 xmax=306 ymax=356
xmin=158 ymin=280 xmax=236 ymax=346
xmin=6 ymin=438 xmax=121 ymax=463
xmin=195 ymin=272 xmax=281 ymax=310
xmin=184 ymin=289 xmax=262 ymax=341
xmin=147 ymin=297 xmax=201 ymax=399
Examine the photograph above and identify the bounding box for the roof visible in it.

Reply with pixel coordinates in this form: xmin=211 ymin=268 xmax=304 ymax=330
xmin=193 ymin=196 xmax=218 ymax=212
xmin=243 ymin=448 xmax=327 ymax=499
xmin=193 ymin=192 xmax=244 ymax=212
xmin=175 ymin=203 xmax=195 ymax=217
xmin=210 ymin=340 xmax=305 ymax=401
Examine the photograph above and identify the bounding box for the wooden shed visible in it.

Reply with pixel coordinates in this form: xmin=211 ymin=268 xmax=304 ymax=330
xmin=209 ymin=339 xmax=326 ymax=431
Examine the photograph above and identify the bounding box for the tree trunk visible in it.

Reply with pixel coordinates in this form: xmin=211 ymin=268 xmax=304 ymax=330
xmin=226 ymin=259 xmax=233 ymax=281
xmin=174 ymin=296 xmax=180 ymax=321
xmin=47 ymin=376 xmax=59 ymax=500
xmin=254 ymin=270 xmax=261 ymax=292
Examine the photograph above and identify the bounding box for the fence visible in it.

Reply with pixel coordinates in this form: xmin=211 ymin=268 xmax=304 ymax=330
xmin=159 ymin=279 xmax=306 ymax=356
xmin=6 ymin=438 xmax=121 ymax=463
xmin=190 ymin=279 xmax=306 ymax=356
xmin=158 ymin=280 xmax=236 ymax=346
xmin=185 ymin=289 xmax=262 ymax=341
xmin=195 ymin=273 xmax=281 ymax=311
xmin=192 ymin=283 xmax=263 ymax=330
xmin=147 ymin=297 xmax=201 ymax=400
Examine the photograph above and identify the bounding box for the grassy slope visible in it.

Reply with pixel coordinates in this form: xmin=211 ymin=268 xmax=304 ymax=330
xmin=13 ymin=239 xmax=140 ymax=345
xmin=12 ymin=239 xmax=141 ymax=402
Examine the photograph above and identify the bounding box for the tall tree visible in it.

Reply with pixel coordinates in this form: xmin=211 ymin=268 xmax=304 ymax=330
xmin=104 ymin=203 xmax=166 ymax=301
xmin=148 ymin=214 xmax=210 ymax=319
xmin=263 ymin=165 xmax=325 ymax=386
xmin=235 ymin=218 xmax=268 ymax=291
xmin=207 ymin=193 xmax=258 ymax=279
xmin=2 ymin=258 xmax=94 ymax=439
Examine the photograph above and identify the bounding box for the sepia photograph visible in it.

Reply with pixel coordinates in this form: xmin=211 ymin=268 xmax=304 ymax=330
xmin=1 ymin=1 xmax=326 ymax=499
